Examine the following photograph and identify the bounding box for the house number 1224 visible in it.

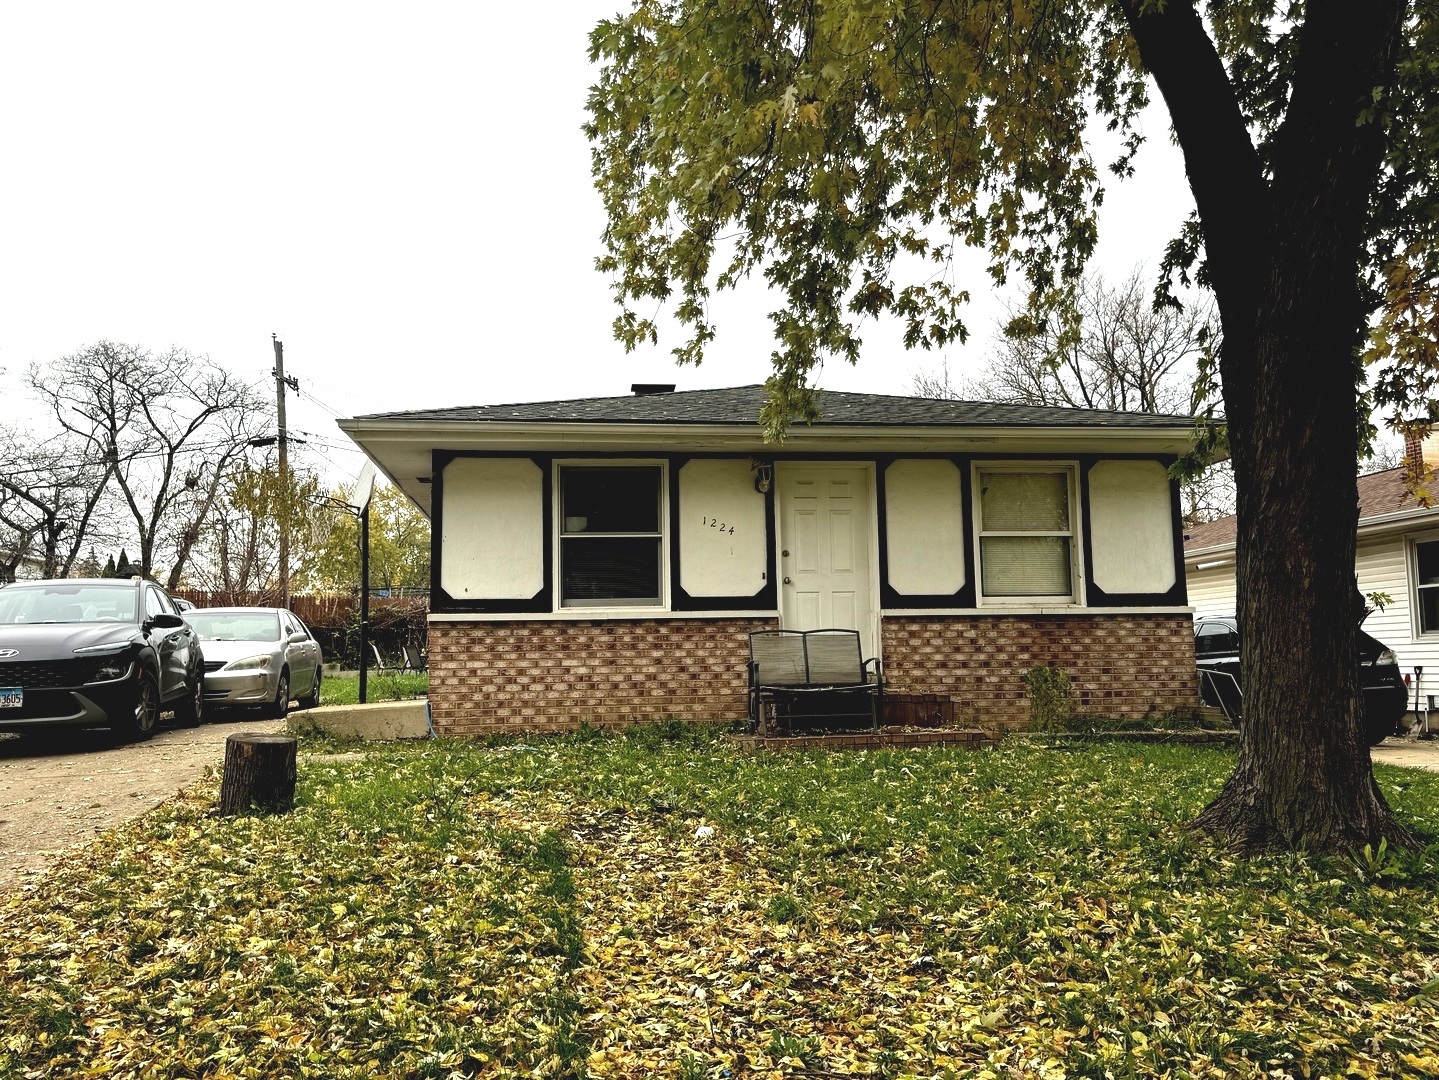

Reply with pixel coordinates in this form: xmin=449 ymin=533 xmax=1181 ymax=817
xmin=703 ymin=517 xmax=736 ymax=535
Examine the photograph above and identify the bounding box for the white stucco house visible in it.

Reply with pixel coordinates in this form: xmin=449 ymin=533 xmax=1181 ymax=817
xmin=1184 ymin=457 xmax=1439 ymax=722
xmin=339 ymin=384 xmax=1202 ymax=736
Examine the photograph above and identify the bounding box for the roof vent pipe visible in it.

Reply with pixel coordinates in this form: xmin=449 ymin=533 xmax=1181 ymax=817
xmin=631 ymin=383 xmax=676 ymax=396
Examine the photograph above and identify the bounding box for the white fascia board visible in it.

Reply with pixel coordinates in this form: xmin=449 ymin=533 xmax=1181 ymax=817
xmin=337 ymin=418 xmax=1197 ymax=456
xmin=1183 ymin=506 xmax=1439 ymax=566
xmin=1183 ymin=540 xmax=1235 ymax=562
xmin=338 ymin=418 xmax=1196 ymax=517
xmin=1185 ymin=505 xmax=1439 ymax=555
xmin=1357 ymin=506 xmax=1439 ymax=537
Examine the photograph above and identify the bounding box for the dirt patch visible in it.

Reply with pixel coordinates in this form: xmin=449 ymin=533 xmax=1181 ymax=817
xmin=0 ymin=717 xmax=285 ymax=894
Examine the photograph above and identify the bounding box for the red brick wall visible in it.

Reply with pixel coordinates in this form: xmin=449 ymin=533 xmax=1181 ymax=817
xmin=427 ymin=618 xmax=777 ymax=736
xmin=428 ymin=612 xmax=1199 ymax=736
xmin=882 ymin=613 xmax=1200 ymax=729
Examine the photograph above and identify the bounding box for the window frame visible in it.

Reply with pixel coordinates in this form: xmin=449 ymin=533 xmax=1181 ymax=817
xmin=1408 ymin=530 xmax=1439 ymax=637
xmin=553 ymin=459 xmax=670 ymax=611
xmin=970 ymin=461 xmax=1083 ymax=606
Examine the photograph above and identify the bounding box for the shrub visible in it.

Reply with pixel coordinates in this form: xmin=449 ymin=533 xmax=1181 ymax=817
xmin=1024 ymin=665 xmax=1074 ymax=735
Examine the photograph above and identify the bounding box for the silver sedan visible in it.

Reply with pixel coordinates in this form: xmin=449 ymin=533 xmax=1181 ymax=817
xmin=183 ymin=607 xmax=323 ymax=718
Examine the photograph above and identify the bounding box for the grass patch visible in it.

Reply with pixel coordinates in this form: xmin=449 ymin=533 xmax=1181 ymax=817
xmin=319 ymin=672 xmax=428 ymax=705
xmin=3 ymin=732 xmax=1439 ymax=1077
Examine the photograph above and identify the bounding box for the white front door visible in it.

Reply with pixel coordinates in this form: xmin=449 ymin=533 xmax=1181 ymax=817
xmin=777 ymin=464 xmax=877 ymax=659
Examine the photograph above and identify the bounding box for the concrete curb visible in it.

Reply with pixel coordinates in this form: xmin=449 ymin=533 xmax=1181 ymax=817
xmin=287 ymin=700 xmax=431 ymax=741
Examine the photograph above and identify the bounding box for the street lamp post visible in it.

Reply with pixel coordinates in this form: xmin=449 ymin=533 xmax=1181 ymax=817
xmin=316 ymin=462 xmax=376 ymax=703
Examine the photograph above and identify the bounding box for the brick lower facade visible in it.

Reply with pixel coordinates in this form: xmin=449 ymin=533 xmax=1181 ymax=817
xmin=427 ymin=618 xmax=778 ymax=737
xmin=881 ymin=613 xmax=1201 ymax=730
xmin=427 ymin=613 xmax=1200 ymax=736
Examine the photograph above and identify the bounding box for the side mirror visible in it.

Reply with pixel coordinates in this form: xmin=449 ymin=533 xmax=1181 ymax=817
xmin=148 ymin=613 xmax=185 ymax=629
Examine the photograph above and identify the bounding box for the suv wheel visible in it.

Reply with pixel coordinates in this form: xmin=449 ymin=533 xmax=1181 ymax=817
xmin=114 ymin=674 xmax=160 ymax=742
xmin=1365 ymin=711 xmax=1397 ymax=746
xmin=175 ymin=677 xmax=204 ymax=728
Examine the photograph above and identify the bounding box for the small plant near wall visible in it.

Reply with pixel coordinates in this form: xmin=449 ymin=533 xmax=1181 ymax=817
xmin=1024 ymin=665 xmax=1074 ymax=740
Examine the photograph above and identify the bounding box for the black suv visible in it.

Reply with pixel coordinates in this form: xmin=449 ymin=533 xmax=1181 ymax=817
xmin=0 ymin=578 xmax=206 ymax=741
xmin=1194 ymin=615 xmax=1409 ymax=745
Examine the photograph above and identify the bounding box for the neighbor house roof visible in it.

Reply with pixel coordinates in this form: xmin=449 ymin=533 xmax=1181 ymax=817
xmin=355 ymin=385 xmax=1193 ymax=429
xmin=1184 ymin=466 xmax=1437 ymax=554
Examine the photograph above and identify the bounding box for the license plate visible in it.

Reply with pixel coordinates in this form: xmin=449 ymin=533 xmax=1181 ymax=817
xmin=0 ymin=687 xmax=21 ymax=709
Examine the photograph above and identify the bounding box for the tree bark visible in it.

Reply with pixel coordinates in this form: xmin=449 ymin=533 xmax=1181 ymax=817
xmin=1120 ymin=0 xmax=1413 ymax=852
xmin=217 ymin=733 xmax=298 ymax=816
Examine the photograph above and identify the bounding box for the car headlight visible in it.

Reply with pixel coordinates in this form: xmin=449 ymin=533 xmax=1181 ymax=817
xmin=73 ymin=642 xmax=134 ymax=682
xmin=90 ymin=660 xmax=133 ymax=681
xmin=1375 ymin=648 xmax=1398 ymax=666
xmin=227 ymin=655 xmax=273 ymax=671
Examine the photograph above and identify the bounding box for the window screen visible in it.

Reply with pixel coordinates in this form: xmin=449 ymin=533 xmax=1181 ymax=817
xmin=1416 ymin=540 xmax=1439 ymax=633
xmin=977 ymin=468 xmax=1075 ymax=599
xmin=559 ymin=466 xmax=663 ymax=605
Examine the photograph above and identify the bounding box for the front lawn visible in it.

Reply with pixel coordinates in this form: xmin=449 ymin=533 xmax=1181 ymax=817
xmin=3 ymin=730 xmax=1438 ymax=1078
xmin=318 ymin=671 xmax=429 ymax=705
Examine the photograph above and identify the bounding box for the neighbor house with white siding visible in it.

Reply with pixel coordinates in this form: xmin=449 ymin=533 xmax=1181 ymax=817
xmin=1184 ymin=448 xmax=1439 ymax=724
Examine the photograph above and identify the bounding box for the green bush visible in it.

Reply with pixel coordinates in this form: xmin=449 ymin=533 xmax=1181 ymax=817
xmin=1024 ymin=664 xmax=1073 ymax=734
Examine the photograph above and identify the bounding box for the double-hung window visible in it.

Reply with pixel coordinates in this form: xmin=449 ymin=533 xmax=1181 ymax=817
xmin=975 ymin=465 xmax=1078 ymax=601
xmin=1413 ymin=536 xmax=1439 ymax=633
xmin=558 ymin=465 xmax=664 ymax=607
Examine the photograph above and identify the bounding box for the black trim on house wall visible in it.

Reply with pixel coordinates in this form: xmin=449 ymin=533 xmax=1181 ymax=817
xmin=429 ymin=451 xmax=554 ymax=614
xmin=428 ymin=448 xmax=1186 ymax=616
xmin=877 ymin=455 xmax=977 ymax=609
xmin=669 ymin=457 xmax=778 ymax=611
xmin=1080 ymin=456 xmax=1189 ymax=607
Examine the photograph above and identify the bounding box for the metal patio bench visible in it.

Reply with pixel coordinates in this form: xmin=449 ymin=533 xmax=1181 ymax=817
xmin=748 ymin=629 xmax=883 ymax=735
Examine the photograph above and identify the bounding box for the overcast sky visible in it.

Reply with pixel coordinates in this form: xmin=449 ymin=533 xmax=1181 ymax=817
xmin=0 ymin=1 xmax=1194 ymax=486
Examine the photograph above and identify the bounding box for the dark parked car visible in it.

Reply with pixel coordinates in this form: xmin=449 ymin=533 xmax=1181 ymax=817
xmin=0 ymin=578 xmax=206 ymax=741
xmin=1194 ymin=615 xmax=1409 ymax=745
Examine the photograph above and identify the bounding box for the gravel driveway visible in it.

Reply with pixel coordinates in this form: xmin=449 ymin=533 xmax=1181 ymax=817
xmin=0 ymin=718 xmax=284 ymax=894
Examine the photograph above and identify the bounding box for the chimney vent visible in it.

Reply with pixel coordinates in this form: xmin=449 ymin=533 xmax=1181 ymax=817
xmin=631 ymin=383 xmax=676 ymax=396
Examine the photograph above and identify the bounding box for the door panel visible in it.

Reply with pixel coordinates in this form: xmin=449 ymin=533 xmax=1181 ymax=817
xmin=778 ymin=465 xmax=876 ymax=659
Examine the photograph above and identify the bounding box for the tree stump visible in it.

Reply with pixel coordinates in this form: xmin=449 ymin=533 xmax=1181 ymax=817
xmin=217 ymin=733 xmax=298 ymax=816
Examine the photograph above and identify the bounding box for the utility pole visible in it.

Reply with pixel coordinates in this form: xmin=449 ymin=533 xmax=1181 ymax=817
xmin=273 ymin=335 xmax=299 ymax=609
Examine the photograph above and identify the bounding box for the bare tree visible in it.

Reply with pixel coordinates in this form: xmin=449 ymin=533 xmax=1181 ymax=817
xmin=970 ymin=271 xmax=1219 ymax=413
xmin=915 ymin=272 xmax=1234 ymax=524
xmin=0 ymin=425 xmax=114 ymax=580
xmin=27 ymin=342 xmax=263 ymax=586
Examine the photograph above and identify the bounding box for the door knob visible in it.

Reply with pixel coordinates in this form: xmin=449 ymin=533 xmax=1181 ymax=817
xmin=783 ymin=576 xmax=792 ymax=584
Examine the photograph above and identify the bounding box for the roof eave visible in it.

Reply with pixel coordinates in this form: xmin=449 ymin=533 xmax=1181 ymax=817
xmin=337 ymin=417 xmax=1195 ymax=450
xmin=339 ymin=417 xmax=1198 ymax=519
xmin=1184 ymin=504 xmax=1439 ymax=563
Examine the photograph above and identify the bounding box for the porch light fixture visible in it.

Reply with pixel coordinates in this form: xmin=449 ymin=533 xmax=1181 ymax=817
xmin=751 ymin=459 xmax=773 ymax=494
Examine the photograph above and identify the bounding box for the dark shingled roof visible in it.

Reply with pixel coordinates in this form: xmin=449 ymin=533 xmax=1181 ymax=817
xmin=357 ymin=384 xmax=1195 ymax=428
xmin=1183 ymin=466 xmax=1433 ymax=552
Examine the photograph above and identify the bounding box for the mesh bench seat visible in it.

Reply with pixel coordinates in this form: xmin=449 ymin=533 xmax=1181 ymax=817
xmin=748 ymin=629 xmax=883 ymax=735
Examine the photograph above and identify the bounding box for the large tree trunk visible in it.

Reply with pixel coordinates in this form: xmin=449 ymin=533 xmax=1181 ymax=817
xmin=1192 ymin=260 xmax=1410 ymax=852
xmin=1120 ymin=0 xmax=1412 ymax=852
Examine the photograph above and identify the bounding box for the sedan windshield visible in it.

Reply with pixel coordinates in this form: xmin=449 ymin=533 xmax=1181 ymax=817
xmin=0 ymin=585 xmax=137 ymax=625
xmin=185 ymin=612 xmax=281 ymax=642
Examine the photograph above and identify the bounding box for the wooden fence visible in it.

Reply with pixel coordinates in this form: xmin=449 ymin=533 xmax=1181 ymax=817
xmin=171 ymin=590 xmax=429 ymax=667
